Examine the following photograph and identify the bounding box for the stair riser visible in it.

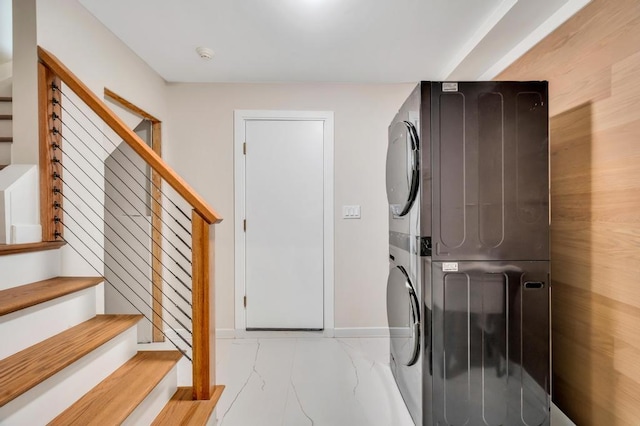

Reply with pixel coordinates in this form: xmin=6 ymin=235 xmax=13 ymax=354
xmin=0 ymin=103 xmax=10 ymax=115
xmin=0 ymin=287 xmax=97 ymax=359
xmin=0 ymin=326 xmax=138 ymax=424
xmin=123 ymin=365 xmax=178 ymax=426
xmin=0 ymin=249 xmax=61 ymax=291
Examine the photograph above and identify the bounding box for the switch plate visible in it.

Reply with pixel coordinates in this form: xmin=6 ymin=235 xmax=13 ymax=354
xmin=343 ymin=205 xmax=361 ymax=219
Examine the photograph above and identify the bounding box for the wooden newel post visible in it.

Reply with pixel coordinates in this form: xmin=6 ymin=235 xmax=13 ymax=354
xmin=38 ymin=62 xmax=63 ymax=242
xmin=192 ymin=211 xmax=216 ymax=400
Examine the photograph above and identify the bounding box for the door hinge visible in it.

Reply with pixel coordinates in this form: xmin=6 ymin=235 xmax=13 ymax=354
xmin=243 ymin=142 xmax=246 ymax=155
xmin=243 ymin=219 xmax=246 ymax=231
xmin=243 ymin=295 xmax=247 ymax=308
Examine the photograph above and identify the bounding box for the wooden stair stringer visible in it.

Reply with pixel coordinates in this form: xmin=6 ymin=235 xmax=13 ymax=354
xmin=49 ymin=351 xmax=183 ymax=425
xmin=0 ymin=314 xmax=142 ymax=407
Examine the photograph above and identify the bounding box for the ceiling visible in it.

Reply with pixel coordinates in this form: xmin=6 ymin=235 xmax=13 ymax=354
xmin=78 ymin=0 xmax=589 ymax=83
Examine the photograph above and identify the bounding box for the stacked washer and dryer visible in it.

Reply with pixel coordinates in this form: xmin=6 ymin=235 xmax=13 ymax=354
xmin=386 ymin=82 xmax=552 ymax=426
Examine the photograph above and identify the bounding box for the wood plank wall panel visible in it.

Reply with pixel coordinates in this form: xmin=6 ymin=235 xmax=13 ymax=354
xmin=497 ymin=0 xmax=640 ymax=424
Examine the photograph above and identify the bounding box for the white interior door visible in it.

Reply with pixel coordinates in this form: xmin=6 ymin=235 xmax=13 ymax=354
xmin=245 ymin=119 xmax=324 ymax=329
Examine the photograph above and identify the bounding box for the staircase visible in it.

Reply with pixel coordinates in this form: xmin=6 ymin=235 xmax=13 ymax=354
xmin=0 ymin=96 xmax=11 ymax=167
xmin=0 ymin=246 xmax=222 ymax=425
xmin=0 ymin=46 xmax=224 ymax=424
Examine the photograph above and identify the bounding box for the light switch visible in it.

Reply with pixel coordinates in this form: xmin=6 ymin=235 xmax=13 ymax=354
xmin=343 ymin=205 xmax=361 ymax=219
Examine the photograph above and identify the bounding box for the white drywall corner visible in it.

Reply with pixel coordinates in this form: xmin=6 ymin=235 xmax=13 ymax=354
xmin=0 ymin=164 xmax=40 ymax=244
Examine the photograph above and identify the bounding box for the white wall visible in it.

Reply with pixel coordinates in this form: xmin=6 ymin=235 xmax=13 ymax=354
xmin=12 ymin=0 xmax=37 ymax=164
xmin=36 ymin=0 xmax=167 ymax=122
xmin=0 ymin=0 xmax=11 ymax=64
xmin=34 ymin=0 xmax=168 ymax=277
xmin=166 ymin=83 xmax=414 ymax=330
xmin=19 ymin=0 xmax=417 ymax=331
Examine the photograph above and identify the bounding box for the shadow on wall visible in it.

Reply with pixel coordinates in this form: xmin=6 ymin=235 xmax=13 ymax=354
xmin=550 ymin=101 xmax=613 ymax=425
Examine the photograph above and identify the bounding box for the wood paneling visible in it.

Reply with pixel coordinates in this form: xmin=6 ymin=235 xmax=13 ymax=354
xmin=498 ymin=0 xmax=640 ymax=424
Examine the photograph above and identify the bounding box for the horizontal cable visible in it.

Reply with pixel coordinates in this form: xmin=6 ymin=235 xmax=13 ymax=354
xmin=54 ymin=158 xmax=192 ymax=295
xmin=53 ymin=136 xmax=192 ymax=273
xmin=56 ymin=88 xmax=193 ymax=226
xmin=172 ymin=199 xmax=191 ymax=223
xmin=54 ymin=114 xmax=192 ymax=257
xmin=59 ymin=225 xmax=193 ymax=359
xmin=57 ymin=178 xmax=192 ymax=310
xmin=60 ymin=210 xmax=193 ymax=339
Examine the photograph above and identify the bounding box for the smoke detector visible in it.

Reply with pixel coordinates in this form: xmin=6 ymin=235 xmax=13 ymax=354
xmin=195 ymin=47 xmax=215 ymax=60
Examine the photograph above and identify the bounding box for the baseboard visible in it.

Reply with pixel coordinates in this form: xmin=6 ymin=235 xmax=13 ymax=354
xmin=162 ymin=328 xmax=237 ymax=343
xmin=162 ymin=328 xmax=389 ymax=341
xmin=334 ymin=327 xmax=390 ymax=338
xmin=234 ymin=329 xmax=331 ymax=339
xmin=216 ymin=328 xmax=236 ymax=339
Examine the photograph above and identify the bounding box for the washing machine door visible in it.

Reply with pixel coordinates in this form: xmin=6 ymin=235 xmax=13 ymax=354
xmin=386 ymin=120 xmax=419 ymax=217
xmin=387 ymin=265 xmax=420 ymax=366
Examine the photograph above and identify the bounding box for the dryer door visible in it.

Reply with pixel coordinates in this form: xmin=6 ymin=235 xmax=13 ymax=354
xmin=387 ymin=265 xmax=420 ymax=366
xmin=386 ymin=121 xmax=419 ymax=217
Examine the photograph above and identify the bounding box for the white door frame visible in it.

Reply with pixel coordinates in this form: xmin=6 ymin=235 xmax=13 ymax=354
xmin=234 ymin=110 xmax=335 ymax=336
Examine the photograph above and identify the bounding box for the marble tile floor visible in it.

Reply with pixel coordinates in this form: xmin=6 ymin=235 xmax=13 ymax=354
xmin=143 ymin=336 xmax=575 ymax=426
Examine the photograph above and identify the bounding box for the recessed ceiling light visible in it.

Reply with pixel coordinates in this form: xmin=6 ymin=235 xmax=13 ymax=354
xmin=195 ymin=46 xmax=214 ymax=60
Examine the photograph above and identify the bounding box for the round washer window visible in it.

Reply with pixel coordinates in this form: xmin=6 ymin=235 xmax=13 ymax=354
xmin=386 ymin=121 xmax=419 ymax=216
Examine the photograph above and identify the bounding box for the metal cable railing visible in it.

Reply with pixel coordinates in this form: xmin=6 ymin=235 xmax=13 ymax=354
xmin=53 ymin=102 xmax=193 ymax=262
xmin=52 ymin=134 xmax=193 ymax=285
xmin=38 ymin=45 xmax=222 ymax=399
xmin=48 ymin=82 xmax=197 ymax=358
xmin=57 ymin=88 xmax=193 ymax=237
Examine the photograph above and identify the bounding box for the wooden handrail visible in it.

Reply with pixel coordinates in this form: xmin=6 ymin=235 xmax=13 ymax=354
xmin=37 ymin=46 xmax=222 ymax=225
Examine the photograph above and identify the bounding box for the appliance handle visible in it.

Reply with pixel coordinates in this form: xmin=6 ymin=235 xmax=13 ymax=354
xmin=396 ymin=121 xmax=420 ymax=217
xmin=403 ymin=121 xmax=419 ymax=151
xmin=406 ymin=280 xmax=421 ymax=366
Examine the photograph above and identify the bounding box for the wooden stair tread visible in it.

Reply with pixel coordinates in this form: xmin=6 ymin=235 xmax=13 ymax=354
xmin=152 ymin=386 xmax=225 ymax=426
xmin=0 ymin=114 xmax=11 ymax=120
xmin=0 ymin=137 xmax=12 ymax=142
xmin=0 ymin=165 xmax=6 ymax=171
xmin=0 ymin=314 xmax=142 ymax=407
xmin=0 ymin=241 xmax=65 ymax=256
xmin=0 ymin=276 xmax=103 ymax=316
xmin=49 ymin=351 xmax=183 ymax=425
xmin=0 ymin=97 xmax=11 ymax=102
